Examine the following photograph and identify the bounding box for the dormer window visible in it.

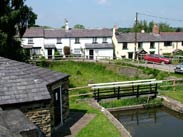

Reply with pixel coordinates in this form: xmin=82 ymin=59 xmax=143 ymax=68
xmin=150 ymin=42 xmax=155 ymax=49
xmin=57 ymin=38 xmax=62 ymax=44
xmin=28 ymin=38 xmax=33 ymax=44
xmin=75 ymin=38 xmax=80 ymax=44
xmin=103 ymin=37 xmax=107 ymax=43
xmin=122 ymin=42 xmax=128 ymax=50
xmin=164 ymin=41 xmax=172 ymax=46
xmin=92 ymin=37 xmax=98 ymax=44
xmin=138 ymin=42 xmax=143 ymax=49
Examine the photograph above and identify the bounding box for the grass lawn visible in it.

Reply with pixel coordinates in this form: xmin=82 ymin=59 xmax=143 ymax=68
xmin=70 ymin=97 xmax=121 ymax=137
xmin=48 ymin=60 xmax=183 ymax=137
xmin=49 ymin=61 xmax=125 ymax=137
xmin=161 ymin=90 xmax=183 ymax=103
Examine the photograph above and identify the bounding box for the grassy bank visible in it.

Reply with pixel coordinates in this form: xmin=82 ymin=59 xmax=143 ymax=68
xmin=49 ymin=61 xmax=124 ymax=137
xmin=70 ymin=98 xmax=121 ymax=137
xmin=100 ymin=97 xmax=162 ymax=108
xmin=47 ymin=61 xmax=182 ymax=137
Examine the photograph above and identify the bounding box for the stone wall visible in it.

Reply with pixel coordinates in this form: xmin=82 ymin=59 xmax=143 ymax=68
xmin=160 ymin=96 xmax=183 ymax=113
xmin=2 ymin=101 xmax=51 ymax=137
xmin=24 ymin=105 xmax=51 ymax=137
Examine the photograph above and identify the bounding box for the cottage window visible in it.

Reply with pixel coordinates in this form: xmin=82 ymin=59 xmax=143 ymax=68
xmin=32 ymin=48 xmax=41 ymax=55
xmin=122 ymin=42 xmax=128 ymax=50
xmin=92 ymin=37 xmax=98 ymax=44
xmin=150 ymin=42 xmax=155 ymax=49
xmin=182 ymin=41 xmax=183 ymax=46
xmin=150 ymin=51 xmax=155 ymax=54
xmin=138 ymin=42 xmax=143 ymax=49
xmin=103 ymin=37 xmax=107 ymax=43
xmin=57 ymin=38 xmax=62 ymax=44
xmin=164 ymin=41 xmax=172 ymax=46
xmin=75 ymin=38 xmax=80 ymax=44
xmin=28 ymin=38 xmax=33 ymax=44
xmin=74 ymin=48 xmax=80 ymax=54
xmin=57 ymin=48 xmax=63 ymax=55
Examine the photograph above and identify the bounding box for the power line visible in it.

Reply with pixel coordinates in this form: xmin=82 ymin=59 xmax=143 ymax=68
xmin=138 ymin=12 xmax=183 ymax=22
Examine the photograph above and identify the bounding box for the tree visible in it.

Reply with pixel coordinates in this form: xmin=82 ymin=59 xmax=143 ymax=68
xmin=74 ymin=24 xmax=85 ymax=29
xmin=0 ymin=0 xmax=37 ymax=61
xmin=132 ymin=20 xmax=176 ymax=33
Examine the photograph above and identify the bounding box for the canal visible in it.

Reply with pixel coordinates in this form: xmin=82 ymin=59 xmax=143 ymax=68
xmin=111 ymin=107 xmax=183 ymax=137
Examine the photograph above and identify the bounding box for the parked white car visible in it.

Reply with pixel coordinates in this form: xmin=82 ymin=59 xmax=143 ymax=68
xmin=174 ymin=62 xmax=183 ymax=73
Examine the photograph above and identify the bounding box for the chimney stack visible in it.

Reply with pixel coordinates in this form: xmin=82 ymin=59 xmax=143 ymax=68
xmin=65 ymin=19 xmax=69 ymax=31
xmin=113 ymin=25 xmax=118 ymax=36
xmin=153 ymin=24 xmax=159 ymax=34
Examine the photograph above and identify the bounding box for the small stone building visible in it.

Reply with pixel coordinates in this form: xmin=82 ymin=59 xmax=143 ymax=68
xmin=0 ymin=56 xmax=70 ymax=137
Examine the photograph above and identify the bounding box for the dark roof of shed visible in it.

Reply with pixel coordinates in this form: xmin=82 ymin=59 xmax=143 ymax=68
xmin=23 ymin=27 xmax=112 ymax=38
xmin=116 ymin=32 xmax=183 ymax=42
xmin=23 ymin=27 xmax=44 ymax=38
xmin=85 ymin=43 xmax=113 ymax=49
xmin=0 ymin=57 xmax=69 ymax=105
xmin=0 ymin=109 xmax=37 ymax=137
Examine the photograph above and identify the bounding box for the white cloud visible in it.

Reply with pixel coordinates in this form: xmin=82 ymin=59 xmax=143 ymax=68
xmin=97 ymin=0 xmax=108 ymax=5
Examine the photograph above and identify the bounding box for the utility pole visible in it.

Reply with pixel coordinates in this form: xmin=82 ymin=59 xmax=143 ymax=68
xmin=134 ymin=12 xmax=138 ymax=60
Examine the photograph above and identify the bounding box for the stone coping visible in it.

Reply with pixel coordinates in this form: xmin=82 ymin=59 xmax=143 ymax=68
xmin=90 ymin=100 xmax=132 ymax=137
xmin=159 ymin=96 xmax=183 ymax=113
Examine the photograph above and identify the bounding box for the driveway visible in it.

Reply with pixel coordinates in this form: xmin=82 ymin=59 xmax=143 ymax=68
xmin=133 ymin=63 xmax=176 ymax=73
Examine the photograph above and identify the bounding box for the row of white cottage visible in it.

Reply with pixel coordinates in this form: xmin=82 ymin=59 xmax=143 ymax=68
xmin=22 ymin=25 xmax=183 ymax=60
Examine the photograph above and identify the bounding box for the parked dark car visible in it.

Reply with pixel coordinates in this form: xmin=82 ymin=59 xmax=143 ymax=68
xmin=174 ymin=62 xmax=183 ymax=73
xmin=144 ymin=54 xmax=171 ymax=64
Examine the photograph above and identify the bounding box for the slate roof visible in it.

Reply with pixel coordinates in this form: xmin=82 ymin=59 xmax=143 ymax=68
xmin=0 ymin=57 xmax=69 ymax=105
xmin=159 ymin=32 xmax=183 ymax=41
xmin=0 ymin=109 xmax=37 ymax=137
xmin=23 ymin=27 xmax=112 ymax=38
xmin=116 ymin=32 xmax=183 ymax=43
xmin=85 ymin=43 xmax=113 ymax=49
xmin=116 ymin=33 xmax=159 ymax=43
xmin=23 ymin=27 xmax=44 ymax=38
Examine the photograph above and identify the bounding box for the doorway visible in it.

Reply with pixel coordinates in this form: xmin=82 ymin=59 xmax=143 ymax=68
xmin=128 ymin=52 xmax=133 ymax=59
xmin=53 ymin=87 xmax=63 ymax=127
xmin=48 ymin=49 xmax=52 ymax=59
xmin=89 ymin=50 xmax=94 ymax=60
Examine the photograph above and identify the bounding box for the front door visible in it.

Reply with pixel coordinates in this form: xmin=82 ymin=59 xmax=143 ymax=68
xmin=128 ymin=52 xmax=133 ymax=59
xmin=89 ymin=50 xmax=94 ymax=60
xmin=48 ymin=49 xmax=52 ymax=59
xmin=53 ymin=87 xmax=62 ymax=127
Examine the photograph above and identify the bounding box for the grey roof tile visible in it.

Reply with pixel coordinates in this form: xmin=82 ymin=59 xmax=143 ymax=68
xmin=23 ymin=27 xmax=112 ymax=38
xmin=116 ymin=32 xmax=183 ymax=43
xmin=0 ymin=56 xmax=69 ymax=105
xmin=85 ymin=43 xmax=113 ymax=49
xmin=0 ymin=109 xmax=37 ymax=136
xmin=23 ymin=27 xmax=44 ymax=37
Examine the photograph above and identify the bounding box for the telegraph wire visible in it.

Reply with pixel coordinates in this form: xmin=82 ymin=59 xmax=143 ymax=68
xmin=137 ymin=12 xmax=183 ymax=22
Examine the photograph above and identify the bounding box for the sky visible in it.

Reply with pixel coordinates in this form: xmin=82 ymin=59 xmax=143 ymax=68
xmin=26 ymin=0 xmax=183 ymax=29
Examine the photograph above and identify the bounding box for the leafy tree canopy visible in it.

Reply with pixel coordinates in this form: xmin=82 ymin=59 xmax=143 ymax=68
xmin=0 ymin=0 xmax=37 ymax=61
xmin=74 ymin=24 xmax=85 ymax=29
xmin=132 ymin=20 xmax=177 ymax=33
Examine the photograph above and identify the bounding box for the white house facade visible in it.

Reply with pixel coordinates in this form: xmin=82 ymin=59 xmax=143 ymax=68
xmin=22 ymin=27 xmax=113 ymax=60
xmin=113 ymin=26 xmax=183 ymax=59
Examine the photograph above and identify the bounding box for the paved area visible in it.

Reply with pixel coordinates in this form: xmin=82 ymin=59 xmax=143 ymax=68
xmin=133 ymin=62 xmax=176 ymax=73
xmin=54 ymin=111 xmax=96 ymax=137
